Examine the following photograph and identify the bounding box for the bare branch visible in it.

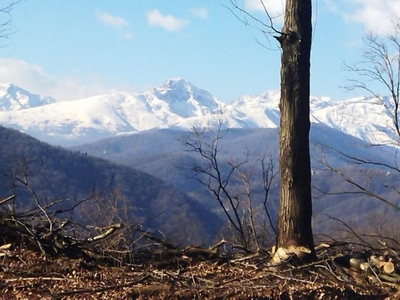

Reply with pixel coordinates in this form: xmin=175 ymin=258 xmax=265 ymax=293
xmin=345 ymin=22 xmax=400 ymax=141
xmin=228 ymin=0 xmax=282 ymax=35
xmin=315 ymin=144 xmax=400 ymax=212
xmin=0 ymin=1 xmax=20 ymax=46
xmin=180 ymin=120 xmax=277 ymax=252
xmin=225 ymin=0 xmax=284 ymax=51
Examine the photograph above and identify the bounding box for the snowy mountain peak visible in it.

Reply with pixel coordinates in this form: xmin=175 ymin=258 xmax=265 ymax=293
xmin=160 ymin=77 xmax=192 ymax=90
xmin=155 ymin=78 xmax=207 ymax=101
xmin=151 ymin=78 xmax=223 ymax=118
xmin=0 ymin=83 xmax=57 ymax=111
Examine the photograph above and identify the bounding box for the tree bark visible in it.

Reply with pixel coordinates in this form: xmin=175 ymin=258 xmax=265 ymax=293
xmin=274 ymin=0 xmax=315 ymax=262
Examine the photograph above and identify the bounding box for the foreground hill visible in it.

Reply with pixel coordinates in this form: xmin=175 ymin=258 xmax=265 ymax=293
xmin=0 ymin=126 xmax=222 ymax=244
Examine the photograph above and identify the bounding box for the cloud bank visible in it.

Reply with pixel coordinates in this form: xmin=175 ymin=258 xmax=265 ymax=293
xmin=0 ymin=59 xmax=110 ymax=101
xmin=242 ymin=0 xmax=400 ymax=36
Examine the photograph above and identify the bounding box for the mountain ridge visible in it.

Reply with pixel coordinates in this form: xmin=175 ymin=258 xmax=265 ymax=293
xmin=0 ymin=78 xmax=397 ymax=147
xmin=0 ymin=83 xmax=57 ymax=111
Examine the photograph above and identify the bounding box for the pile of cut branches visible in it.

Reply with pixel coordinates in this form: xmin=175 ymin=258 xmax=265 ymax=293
xmin=1 ymin=240 xmax=399 ymax=299
xmin=1 ymin=194 xmax=400 ymax=299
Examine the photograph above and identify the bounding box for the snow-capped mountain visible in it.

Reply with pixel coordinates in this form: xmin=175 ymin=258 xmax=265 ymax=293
xmin=153 ymin=78 xmax=221 ymax=118
xmin=0 ymin=83 xmax=57 ymax=111
xmin=0 ymin=78 xmax=224 ymax=145
xmin=225 ymin=92 xmax=399 ymax=146
xmin=0 ymin=78 xmax=397 ymax=147
xmin=310 ymin=96 xmax=396 ymax=146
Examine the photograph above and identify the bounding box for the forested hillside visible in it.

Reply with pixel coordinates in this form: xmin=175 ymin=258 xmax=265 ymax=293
xmin=71 ymin=125 xmax=400 ymax=240
xmin=0 ymin=126 xmax=222 ymax=244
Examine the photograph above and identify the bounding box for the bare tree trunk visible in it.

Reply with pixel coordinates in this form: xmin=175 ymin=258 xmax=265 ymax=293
xmin=274 ymin=0 xmax=315 ymax=262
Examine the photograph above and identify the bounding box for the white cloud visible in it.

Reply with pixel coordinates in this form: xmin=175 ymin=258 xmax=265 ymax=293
xmin=189 ymin=7 xmax=209 ymax=19
xmin=96 ymin=10 xmax=133 ymax=39
xmin=0 ymin=59 xmax=56 ymax=95
xmin=343 ymin=0 xmax=400 ymax=35
xmin=244 ymin=0 xmax=285 ymax=18
xmin=147 ymin=9 xmax=188 ymax=31
xmin=96 ymin=11 xmax=129 ymax=29
xmin=0 ymin=59 xmax=110 ymax=101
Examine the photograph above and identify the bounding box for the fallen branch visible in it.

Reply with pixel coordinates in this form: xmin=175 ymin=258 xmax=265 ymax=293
xmin=5 ymin=276 xmax=67 ymax=282
xmin=86 ymin=223 xmax=123 ymax=243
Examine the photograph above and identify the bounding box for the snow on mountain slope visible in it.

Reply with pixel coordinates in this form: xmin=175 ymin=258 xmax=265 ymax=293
xmin=167 ymin=90 xmax=281 ymax=131
xmin=0 ymin=78 xmax=397 ymax=147
xmin=0 ymin=93 xmax=137 ymax=141
xmin=310 ymin=96 xmax=397 ymax=145
xmin=224 ymin=91 xmax=281 ymax=128
xmin=0 ymin=83 xmax=57 ymax=111
xmin=225 ymin=92 xmax=398 ymax=146
xmin=0 ymin=78 xmax=224 ymax=145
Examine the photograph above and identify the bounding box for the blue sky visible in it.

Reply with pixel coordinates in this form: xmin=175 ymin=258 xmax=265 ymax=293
xmin=0 ymin=0 xmax=399 ymax=102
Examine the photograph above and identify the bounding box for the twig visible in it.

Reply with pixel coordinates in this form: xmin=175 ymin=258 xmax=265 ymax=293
xmin=0 ymin=194 xmax=15 ymax=205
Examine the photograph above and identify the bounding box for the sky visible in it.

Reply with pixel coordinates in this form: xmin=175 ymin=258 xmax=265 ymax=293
xmin=0 ymin=0 xmax=399 ymax=102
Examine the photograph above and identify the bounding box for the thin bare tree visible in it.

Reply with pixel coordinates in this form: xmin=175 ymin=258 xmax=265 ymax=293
xmin=345 ymin=22 xmax=400 ymax=142
xmin=181 ymin=119 xmax=278 ymax=252
xmin=311 ymin=22 xmax=400 ymax=245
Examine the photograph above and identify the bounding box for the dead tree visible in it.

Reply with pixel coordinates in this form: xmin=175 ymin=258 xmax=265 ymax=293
xmin=346 ymin=21 xmax=400 ymax=143
xmin=334 ymin=22 xmax=400 ymax=213
xmin=181 ymin=119 xmax=277 ymax=252
xmin=309 ymin=23 xmax=400 ymax=246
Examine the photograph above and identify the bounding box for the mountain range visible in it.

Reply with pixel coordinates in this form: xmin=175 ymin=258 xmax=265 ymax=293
xmin=1 ymin=78 xmax=399 ymax=241
xmin=0 ymin=78 xmax=397 ymax=148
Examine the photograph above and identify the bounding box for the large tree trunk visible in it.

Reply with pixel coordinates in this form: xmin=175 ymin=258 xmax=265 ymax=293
xmin=273 ymin=0 xmax=315 ymax=263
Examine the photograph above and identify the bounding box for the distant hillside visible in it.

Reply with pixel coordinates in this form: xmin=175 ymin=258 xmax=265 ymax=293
xmin=70 ymin=126 xmax=400 ymax=235
xmin=70 ymin=125 xmax=396 ymax=185
xmin=0 ymin=126 xmax=223 ymax=244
